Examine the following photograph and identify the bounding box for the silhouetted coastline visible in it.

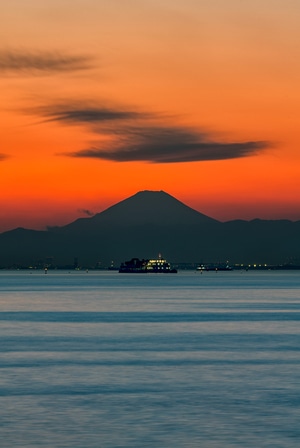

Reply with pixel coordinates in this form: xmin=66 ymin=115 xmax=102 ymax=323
xmin=0 ymin=191 xmax=299 ymax=269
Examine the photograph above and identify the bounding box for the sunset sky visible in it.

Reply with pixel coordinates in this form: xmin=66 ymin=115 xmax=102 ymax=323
xmin=1 ymin=0 xmax=300 ymax=232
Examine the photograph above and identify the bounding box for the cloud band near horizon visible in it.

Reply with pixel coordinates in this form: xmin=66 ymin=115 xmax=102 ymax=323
xmin=70 ymin=140 xmax=267 ymax=163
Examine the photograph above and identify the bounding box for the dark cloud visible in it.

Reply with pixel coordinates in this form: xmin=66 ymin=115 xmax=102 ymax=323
xmin=33 ymin=101 xmax=269 ymax=163
xmin=0 ymin=50 xmax=93 ymax=75
xmin=78 ymin=208 xmax=95 ymax=217
xmin=38 ymin=104 xmax=140 ymax=124
xmin=67 ymin=126 xmax=268 ymax=163
xmin=0 ymin=153 xmax=9 ymax=161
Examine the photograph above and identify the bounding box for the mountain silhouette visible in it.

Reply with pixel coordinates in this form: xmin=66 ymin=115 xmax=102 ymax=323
xmin=0 ymin=190 xmax=299 ymax=268
xmin=54 ymin=190 xmax=218 ymax=234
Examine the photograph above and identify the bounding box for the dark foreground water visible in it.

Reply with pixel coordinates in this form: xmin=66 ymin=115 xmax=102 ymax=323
xmin=0 ymin=270 xmax=300 ymax=447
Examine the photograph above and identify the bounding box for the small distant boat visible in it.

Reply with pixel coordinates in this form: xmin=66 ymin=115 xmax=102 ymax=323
xmin=119 ymin=255 xmax=177 ymax=273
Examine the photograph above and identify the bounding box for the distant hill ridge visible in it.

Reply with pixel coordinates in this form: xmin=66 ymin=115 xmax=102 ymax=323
xmin=0 ymin=190 xmax=299 ymax=267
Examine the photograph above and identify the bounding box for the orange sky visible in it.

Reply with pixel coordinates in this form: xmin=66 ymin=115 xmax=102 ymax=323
xmin=1 ymin=0 xmax=300 ymax=232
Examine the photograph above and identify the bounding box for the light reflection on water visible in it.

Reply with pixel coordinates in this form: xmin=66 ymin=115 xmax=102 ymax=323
xmin=0 ymin=270 xmax=300 ymax=447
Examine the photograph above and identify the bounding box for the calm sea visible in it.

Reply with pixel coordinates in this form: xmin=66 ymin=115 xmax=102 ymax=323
xmin=0 ymin=270 xmax=300 ymax=447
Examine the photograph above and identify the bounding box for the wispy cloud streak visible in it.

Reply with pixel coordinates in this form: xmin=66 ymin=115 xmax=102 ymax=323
xmin=70 ymin=126 xmax=267 ymax=163
xmin=78 ymin=208 xmax=95 ymax=217
xmin=37 ymin=103 xmax=140 ymax=124
xmin=0 ymin=50 xmax=93 ymax=75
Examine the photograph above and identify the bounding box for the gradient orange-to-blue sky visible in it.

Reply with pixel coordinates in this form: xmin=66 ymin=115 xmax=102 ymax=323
xmin=1 ymin=0 xmax=300 ymax=232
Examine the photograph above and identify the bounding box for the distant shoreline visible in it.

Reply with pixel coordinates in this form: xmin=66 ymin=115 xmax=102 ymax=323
xmin=1 ymin=264 xmax=300 ymax=271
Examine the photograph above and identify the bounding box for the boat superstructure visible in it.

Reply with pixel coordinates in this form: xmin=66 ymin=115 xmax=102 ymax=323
xmin=119 ymin=255 xmax=177 ymax=273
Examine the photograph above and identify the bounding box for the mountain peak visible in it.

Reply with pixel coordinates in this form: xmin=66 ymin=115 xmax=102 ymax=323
xmin=58 ymin=190 xmax=218 ymax=233
xmin=129 ymin=190 xmax=177 ymax=201
xmin=90 ymin=190 xmax=218 ymax=227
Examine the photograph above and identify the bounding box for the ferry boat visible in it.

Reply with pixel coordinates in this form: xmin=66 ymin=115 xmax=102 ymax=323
xmin=119 ymin=255 xmax=177 ymax=273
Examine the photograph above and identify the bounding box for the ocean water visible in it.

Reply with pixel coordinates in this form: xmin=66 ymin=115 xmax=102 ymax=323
xmin=0 ymin=270 xmax=300 ymax=448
